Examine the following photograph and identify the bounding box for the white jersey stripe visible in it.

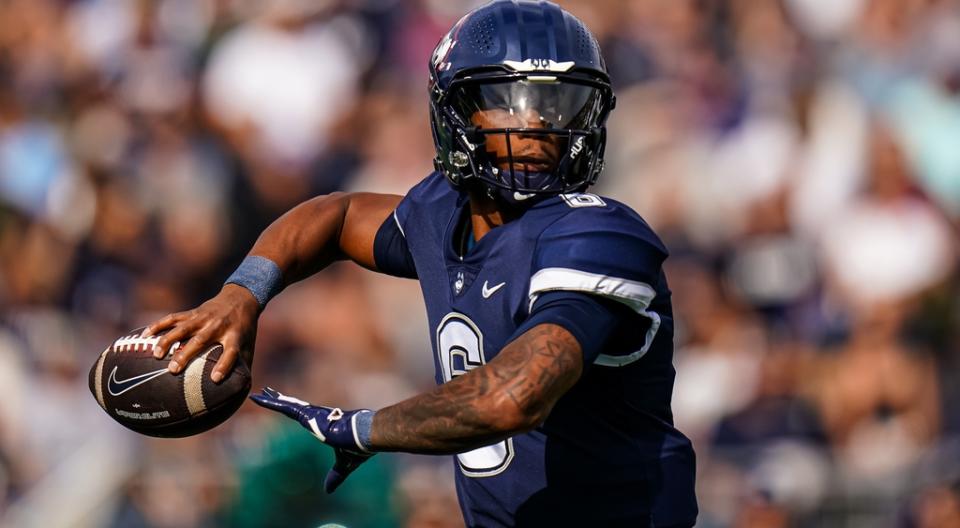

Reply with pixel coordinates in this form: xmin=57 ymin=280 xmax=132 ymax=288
xmin=393 ymin=210 xmax=406 ymax=238
xmin=527 ymin=267 xmax=660 ymax=367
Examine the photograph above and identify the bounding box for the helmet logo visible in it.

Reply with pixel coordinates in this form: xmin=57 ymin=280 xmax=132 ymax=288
xmin=503 ymin=59 xmax=575 ymax=73
xmin=569 ymin=136 xmax=585 ymax=159
xmin=432 ymin=33 xmax=457 ymax=72
xmin=433 ymin=12 xmax=471 ymax=74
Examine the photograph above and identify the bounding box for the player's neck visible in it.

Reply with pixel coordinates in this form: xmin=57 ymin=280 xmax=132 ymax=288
xmin=467 ymin=192 xmax=519 ymax=241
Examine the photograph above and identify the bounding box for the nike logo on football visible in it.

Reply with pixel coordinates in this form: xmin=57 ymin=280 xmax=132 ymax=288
xmin=481 ymin=280 xmax=506 ymax=298
xmin=107 ymin=366 xmax=169 ymax=396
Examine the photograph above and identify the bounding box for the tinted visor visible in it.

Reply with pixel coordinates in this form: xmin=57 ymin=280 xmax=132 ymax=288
xmin=453 ymin=79 xmax=605 ymax=130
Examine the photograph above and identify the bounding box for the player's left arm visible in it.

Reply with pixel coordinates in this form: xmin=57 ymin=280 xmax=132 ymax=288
xmin=248 ymin=320 xmax=586 ymax=492
xmin=370 ymin=322 xmax=582 ymax=454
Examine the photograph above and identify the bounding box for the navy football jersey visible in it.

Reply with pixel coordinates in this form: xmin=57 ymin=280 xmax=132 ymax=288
xmin=374 ymin=173 xmax=697 ymax=527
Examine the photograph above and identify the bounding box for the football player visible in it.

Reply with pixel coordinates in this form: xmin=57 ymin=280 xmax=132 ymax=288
xmin=144 ymin=1 xmax=698 ymax=526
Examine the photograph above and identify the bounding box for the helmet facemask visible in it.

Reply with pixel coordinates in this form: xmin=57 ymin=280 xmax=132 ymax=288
xmin=431 ymin=72 xmax=614 ymax=202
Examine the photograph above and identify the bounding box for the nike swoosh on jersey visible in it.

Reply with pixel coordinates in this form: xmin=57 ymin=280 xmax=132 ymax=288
xmin=481 ymin=280 xmax=507 ymax=298
xmin=107 ymin=366 xmax=170 ymax=396
xmin=513 ymin=192 xmax=536 ymax=201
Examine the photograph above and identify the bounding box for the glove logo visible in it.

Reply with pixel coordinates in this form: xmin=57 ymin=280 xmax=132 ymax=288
xmin=107 ymin=366 xmax=169 ymax=396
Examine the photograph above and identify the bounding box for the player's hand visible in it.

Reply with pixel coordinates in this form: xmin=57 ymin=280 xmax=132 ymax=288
xmin=143 ymin=284 xmax=259 ymax=382
xmin=249 ymin=387 xmax=375 ymax=493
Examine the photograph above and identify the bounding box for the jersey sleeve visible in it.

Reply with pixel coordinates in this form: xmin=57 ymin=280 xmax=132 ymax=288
xmin=513 ymin=290 xmax=632 ymax=366
xmin=372 ymin=204 xmax=417 ymax=279
xmin=372 ymin=172 xmax=460 ymax=279
xmin=530 ymin=203 xmax=668 ymax=366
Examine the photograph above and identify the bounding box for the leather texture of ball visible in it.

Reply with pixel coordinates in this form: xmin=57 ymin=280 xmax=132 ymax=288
xmin=89 ymin=327 xmax=251 ymax=438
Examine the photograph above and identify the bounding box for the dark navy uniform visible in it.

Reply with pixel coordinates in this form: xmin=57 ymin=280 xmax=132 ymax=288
xmin=375 ymin=173 xmax=697 ymax=527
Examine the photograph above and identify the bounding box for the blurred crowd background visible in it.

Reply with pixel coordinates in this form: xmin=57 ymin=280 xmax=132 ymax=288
xmin=0 ymin=0 xmax=958 ymax=526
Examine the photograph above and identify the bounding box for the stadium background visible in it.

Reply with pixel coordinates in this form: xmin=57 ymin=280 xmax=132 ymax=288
xmin=0 ymin=0 xmax=959 ymax=526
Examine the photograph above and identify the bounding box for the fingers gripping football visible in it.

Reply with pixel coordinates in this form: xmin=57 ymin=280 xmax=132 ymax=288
xmin=172 ymin=329 xmax=214 ymax=374
xmin=146 ymin=311 xmax=190 ymax=357
xmin=215 ymin=334 xmax=244 ymax=384
xmin=144 ymin=285 xmax=259 ymax=381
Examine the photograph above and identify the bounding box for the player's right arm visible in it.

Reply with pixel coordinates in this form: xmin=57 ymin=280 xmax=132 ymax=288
xmin=251 ymin=192 xmax=403 ymax=279
xmin=143 ymin=192 xmax=402 ymax=382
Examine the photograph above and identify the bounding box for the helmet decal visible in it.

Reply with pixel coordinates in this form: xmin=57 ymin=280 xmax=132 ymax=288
xmin=502 ymin=59 xmax=576 ymax=73
xmin=431 ymin=31 xmax=456 ymax=73
xmin=431 ymin=13 xmax=469 ymax=74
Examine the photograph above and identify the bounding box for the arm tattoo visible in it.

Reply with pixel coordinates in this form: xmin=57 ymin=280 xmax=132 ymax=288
xmin=370 ymin=323 xmax=583 ymax=454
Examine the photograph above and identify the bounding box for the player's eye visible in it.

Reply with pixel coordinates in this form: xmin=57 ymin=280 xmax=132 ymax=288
xmin=454 ymin=81 xmax=603 ymax=130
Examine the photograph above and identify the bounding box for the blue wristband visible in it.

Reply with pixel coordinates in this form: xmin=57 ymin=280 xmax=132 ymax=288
xmin=224 ymin=256 xmax=284 ymax=308
xmin=355 ymin=410 xmax=376 ymax=451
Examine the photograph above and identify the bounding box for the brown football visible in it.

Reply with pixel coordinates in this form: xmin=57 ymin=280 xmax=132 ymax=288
xmin=88 ymin=327 xmax=251 ymax=438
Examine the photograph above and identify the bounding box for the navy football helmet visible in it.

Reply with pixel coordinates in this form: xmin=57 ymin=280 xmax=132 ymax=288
xmin=429 ymin=0 xmax=615 ymax=203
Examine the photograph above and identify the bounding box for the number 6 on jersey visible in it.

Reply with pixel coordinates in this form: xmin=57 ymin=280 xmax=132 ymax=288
xmin=436 ymin=313 xmax=515 ymax=477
